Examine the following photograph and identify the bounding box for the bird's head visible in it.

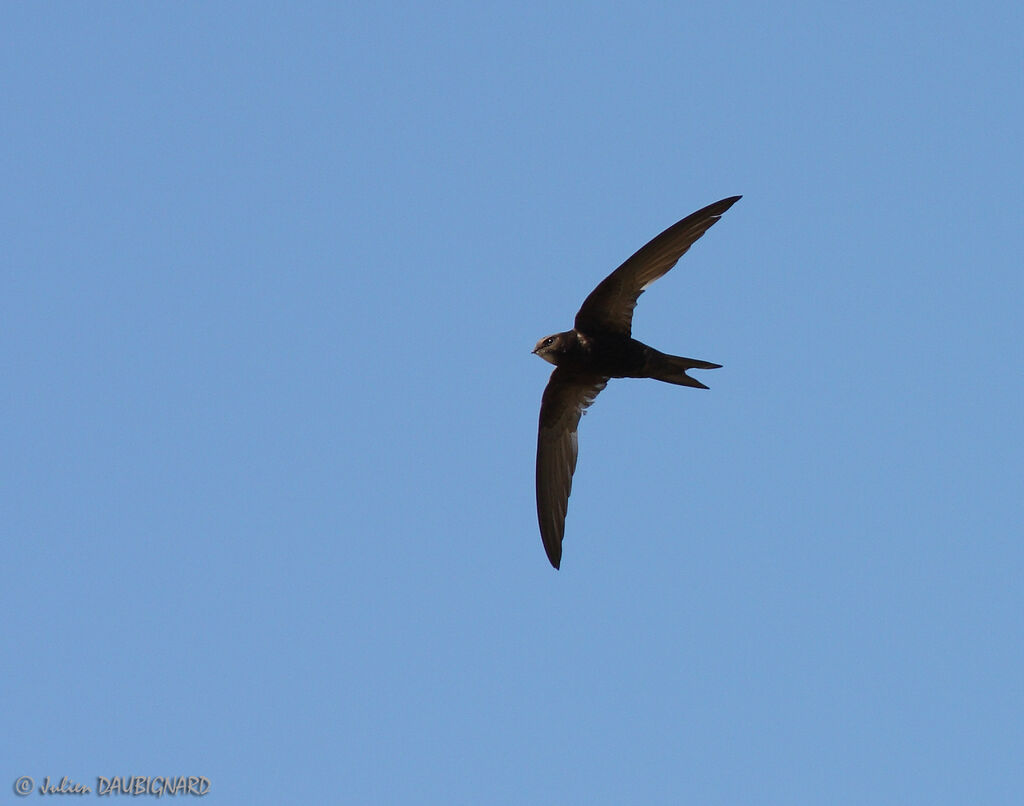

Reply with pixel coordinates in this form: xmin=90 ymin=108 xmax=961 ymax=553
xmin=532 ymin=331 xmax=574 ymax=365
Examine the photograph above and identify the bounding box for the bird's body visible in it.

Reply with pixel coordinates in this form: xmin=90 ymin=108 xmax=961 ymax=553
xmin=534 ymin=329 xmax=719 ymax=386
xmin=533 ymin=195 xmax=741 ymax=569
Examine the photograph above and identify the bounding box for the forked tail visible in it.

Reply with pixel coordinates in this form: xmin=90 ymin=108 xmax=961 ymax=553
xmin=647 ymin=351 xmax=721 ymax=389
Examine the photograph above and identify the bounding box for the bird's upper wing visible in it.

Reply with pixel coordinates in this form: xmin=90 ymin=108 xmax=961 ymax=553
xmin=536 ymin=367 xmax=608 ymax=569
xmin=573 ymin=196 xmax=741 ymax=336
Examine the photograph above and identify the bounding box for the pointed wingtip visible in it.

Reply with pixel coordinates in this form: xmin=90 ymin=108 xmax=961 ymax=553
xmin=543 ymin=541 xmax=562 ymax=569
xmin=697 ymin=195 xmax=742 ymax=223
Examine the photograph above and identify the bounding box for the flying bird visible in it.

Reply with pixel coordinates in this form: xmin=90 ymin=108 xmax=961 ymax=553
xmin=533 ymin=195 xmax=741 ymax=569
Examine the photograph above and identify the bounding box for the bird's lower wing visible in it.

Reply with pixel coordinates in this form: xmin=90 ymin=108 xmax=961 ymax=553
xmin=536 ymin=368 xmax=608 ymax=569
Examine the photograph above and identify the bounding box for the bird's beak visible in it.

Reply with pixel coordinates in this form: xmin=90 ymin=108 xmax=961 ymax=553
xmin=531 ymin=346 xmax=538 ymax=354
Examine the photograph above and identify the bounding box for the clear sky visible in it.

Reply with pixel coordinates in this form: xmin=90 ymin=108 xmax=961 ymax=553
xmin=3 ymin=2 xmax=1022 ymax=804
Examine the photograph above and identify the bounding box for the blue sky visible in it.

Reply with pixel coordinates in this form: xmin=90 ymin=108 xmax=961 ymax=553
xmin=3 ymin=2 xmax=1022 ymax=804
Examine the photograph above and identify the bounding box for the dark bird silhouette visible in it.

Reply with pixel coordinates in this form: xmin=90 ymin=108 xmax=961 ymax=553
xmin=533 ymin=195 xmax=741 ymax=569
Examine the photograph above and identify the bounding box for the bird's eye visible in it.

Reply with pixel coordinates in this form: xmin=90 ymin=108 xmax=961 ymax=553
xmin=544 ymin=338 xmax=554 ymax=347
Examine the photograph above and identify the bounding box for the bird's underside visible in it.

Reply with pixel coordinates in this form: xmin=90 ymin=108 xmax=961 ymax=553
xmin=533 ymin=195 xmax=740 ymax=569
